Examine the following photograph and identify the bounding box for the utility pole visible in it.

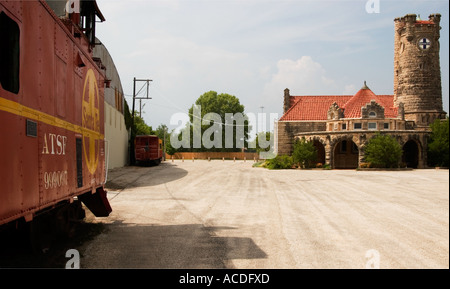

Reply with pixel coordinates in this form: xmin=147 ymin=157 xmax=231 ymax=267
xmin=130 ymin=77 xmax=152 ymax=165
xmin=163 ymin=126 xmax=167 ymax=161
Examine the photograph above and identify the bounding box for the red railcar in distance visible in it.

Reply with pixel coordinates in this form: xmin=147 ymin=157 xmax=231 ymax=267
xmin=135 ymin=135 xmax=163 ymax=165
xmin=0 ymin=0 xmax=112 ymax=240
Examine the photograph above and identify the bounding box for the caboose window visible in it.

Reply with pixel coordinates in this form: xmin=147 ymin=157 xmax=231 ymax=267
xmin=0 ymin=12 xmax=20 ymax=94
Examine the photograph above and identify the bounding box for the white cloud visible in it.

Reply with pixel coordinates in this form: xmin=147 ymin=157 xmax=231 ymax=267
xmin=258 ymin=56 xmax=363 ymax=118
xmin=263 ymin=56 xmax=338 ymax=99
xmin=343 ymin=84 xmax=357 ymax=95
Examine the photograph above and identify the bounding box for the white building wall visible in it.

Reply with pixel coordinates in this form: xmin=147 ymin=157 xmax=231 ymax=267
xmin=94 ymin=37 xmax=129 ymax=169
xmin=105 ymin=102 xmax=129 ymax=169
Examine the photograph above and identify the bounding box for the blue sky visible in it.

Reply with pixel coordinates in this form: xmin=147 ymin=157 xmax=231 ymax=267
xmin=96 ymin=0 xmax=449 ymax=134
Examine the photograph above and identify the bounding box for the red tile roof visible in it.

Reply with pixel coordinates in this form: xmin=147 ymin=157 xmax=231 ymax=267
xmin=280 ymin=95 xmax=352 ymax=121
xmin=415 ymin=20 xmax=435 ymax=25
xmin=343 ymin=88 xmax=397 ymax=118
xmin=280 ymin=88 xmax=397 ymax=121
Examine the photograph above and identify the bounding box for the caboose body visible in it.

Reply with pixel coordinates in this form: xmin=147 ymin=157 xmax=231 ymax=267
xmin=135 ymin=135 xmax=163 ymax=165
xmin=0 ymin=0 xmax=112 ymax=228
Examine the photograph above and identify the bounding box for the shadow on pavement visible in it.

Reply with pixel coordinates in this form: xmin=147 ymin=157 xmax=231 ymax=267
xmin=0 ymin=221 xmax=105 ymax=268
xmin=105 ymin=162 xmax=189 ymax=190
xmin=80 ymin=222 xmax=267 ymax=269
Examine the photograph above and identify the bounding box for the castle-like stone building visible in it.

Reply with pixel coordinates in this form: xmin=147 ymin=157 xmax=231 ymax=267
xmin=276 ymin=14 xmax=446 ymax=169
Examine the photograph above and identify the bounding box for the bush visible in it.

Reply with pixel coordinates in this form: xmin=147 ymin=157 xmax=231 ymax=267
xmin=364 ymin=134 xmax=403 ymax=168
xmin=292 ymin=138 xmax=318 ymax=169
xmin=428 ymin=118 xmax=449 ymax=167
xmin=265 ymin=155 xmax=294 ymax=170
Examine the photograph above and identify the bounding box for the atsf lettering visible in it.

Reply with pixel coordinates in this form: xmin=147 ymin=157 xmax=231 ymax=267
xmin=42 ymin=133 xmax=68 ymax=155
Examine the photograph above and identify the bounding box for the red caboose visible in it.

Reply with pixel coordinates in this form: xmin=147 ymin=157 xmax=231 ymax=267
xmin=0 ymin=0 xmax=112 ymax=231
xmin=135 ymin=135 xmax=163 ymax=165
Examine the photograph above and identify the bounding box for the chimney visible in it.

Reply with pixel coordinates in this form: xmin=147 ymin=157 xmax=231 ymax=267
xmin=283 ymin=88 xmax=291 ymax=114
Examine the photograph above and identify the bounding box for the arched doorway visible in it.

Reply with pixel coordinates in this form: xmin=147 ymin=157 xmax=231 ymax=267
xmin=333 ymin=139 xmax=359 ymax=169
xmin=403 ymin=140 xmax=419 ymax=168
xmin=313 ymin=140 xmax=326 ymax=166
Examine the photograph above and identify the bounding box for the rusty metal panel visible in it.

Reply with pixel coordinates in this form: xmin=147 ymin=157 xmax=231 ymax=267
xmin=54 ymin=21 xmax=68 ymax=63
xmin=39 ymin=9 xmax=55 ymax=117
xmin=20 ymin=118 xmax=40 ymax=215
xmin=55 ymin=56 xmax=67 ymax=118
xmin=0 ymin=112 xmax=23 ymax=222
xmin=21 ymin=1 xmax=41 ymax=110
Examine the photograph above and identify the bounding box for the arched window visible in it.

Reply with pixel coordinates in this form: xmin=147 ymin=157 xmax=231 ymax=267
xmin=369 ymin=111 xmax=377 ymax=118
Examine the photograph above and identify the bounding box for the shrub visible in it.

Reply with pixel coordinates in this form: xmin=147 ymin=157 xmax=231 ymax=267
xmin=364 ymin=134 xmax=403 ymax=168
xmin=292 ymin=138 xmax=318 ymax=169
xmin=265 ymin=155 xmax=294 ymax=170
xmin=428 ymin=118 xmax=449 ymax=168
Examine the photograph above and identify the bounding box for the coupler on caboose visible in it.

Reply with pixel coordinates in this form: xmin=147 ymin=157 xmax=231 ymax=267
xmin=79 ymin=187 xmax=112 ymax=218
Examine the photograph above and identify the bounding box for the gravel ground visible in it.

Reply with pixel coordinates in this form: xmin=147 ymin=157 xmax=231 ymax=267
xmin=76 ymin=161 xmax=449 ymax=269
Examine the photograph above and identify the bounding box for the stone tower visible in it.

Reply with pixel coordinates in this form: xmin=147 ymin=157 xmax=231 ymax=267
xmin=394 ymin=13 xmax=446 ymax=128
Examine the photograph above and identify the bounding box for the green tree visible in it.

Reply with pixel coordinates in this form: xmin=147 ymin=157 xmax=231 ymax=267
xmin=292 ymin=138 xmax=318 ymax=168
xmin=134 ymin=112 xmax=154 ymax=136
xmin=123 ymin=99 xmax=133 ymax=131
xmin=187 ymin=91 xmax=250 ymax=152
xmin=428 ymin=118 xmax=449 ymax=167
xmin=364 ymin=134 xmax=403 ymax=168
xmin=154 ymin=124 xmax=168 ymax=140
xmin=155 ymin=124 xmax=177 ymax=156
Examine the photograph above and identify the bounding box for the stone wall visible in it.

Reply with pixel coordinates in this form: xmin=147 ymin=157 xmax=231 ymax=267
xmin=297 ymin=130 xmax=430 ymax=169
xmin=277 ymin=121 xmax=326 ymax=155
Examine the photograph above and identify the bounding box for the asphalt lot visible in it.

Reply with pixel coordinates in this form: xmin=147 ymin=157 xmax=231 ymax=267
xmin=76 ymin=161 xmax=449 ymax=269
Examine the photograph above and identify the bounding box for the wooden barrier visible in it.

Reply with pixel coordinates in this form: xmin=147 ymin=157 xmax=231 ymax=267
xmin=166 ymin=152 xmax=259 ymax=161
